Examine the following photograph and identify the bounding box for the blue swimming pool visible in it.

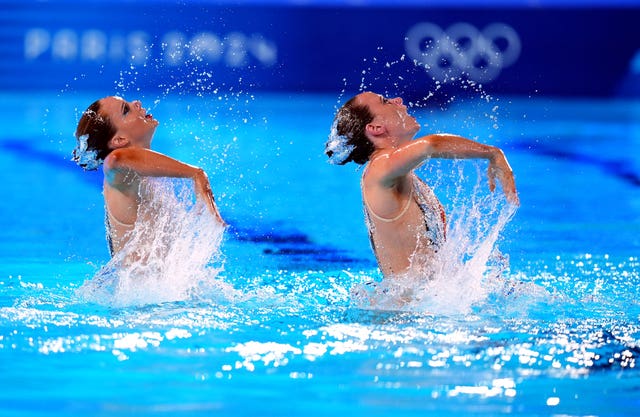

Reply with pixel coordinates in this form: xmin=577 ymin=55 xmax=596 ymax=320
xmin=1 ymin=88 xmax=639 ymax=416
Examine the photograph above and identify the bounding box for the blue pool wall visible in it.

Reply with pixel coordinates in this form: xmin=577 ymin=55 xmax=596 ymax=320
xmin=1 ymin=0 xmax=640 ymax=97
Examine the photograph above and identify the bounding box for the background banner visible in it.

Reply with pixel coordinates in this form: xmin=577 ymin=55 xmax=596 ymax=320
xmin=1 ymin=1 xmax=639 ymax=96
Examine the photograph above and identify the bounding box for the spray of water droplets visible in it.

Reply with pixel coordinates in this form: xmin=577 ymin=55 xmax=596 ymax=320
xmin=335 ymin=48 xmax=503 ymax=141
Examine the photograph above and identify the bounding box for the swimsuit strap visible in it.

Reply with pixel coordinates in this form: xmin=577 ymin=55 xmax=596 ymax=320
xmin=363 ymin=182 xmax=414 ymax=223
xmin=104 ymin=205 xmax=135 ymax=258
xmin=105 ymin=205 xmax=135 ymax=228
xmin=361 ymin=161 xmax=415 ymax=223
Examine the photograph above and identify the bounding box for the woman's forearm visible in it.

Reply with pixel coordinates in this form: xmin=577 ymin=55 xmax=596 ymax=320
xmin=418 ymin=134 xmax=500 ymax=160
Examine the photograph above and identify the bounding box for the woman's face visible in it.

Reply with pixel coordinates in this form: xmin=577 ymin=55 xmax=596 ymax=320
xmin=356 ymin=92 xmax=420 ymax=143
xmin=100 ymin=96 xmax=159 ymax=148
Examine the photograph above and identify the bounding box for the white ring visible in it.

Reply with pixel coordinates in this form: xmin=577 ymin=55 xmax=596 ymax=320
xmin=404 ymin=22 xmax=446 ymax=69
xmin=482 ymin=23 xmax=521 ymax=68
xmin=445 ymin=22 xmax=501 ymax=83
xmin=404 ymin=22 xmax=521 ymax=83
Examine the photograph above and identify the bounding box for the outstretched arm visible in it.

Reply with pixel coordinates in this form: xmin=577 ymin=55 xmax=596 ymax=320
xmin=376 ymin=134 xmax=519 ymax=205
xmin=104 ymin=147 xmax=226 ymax=224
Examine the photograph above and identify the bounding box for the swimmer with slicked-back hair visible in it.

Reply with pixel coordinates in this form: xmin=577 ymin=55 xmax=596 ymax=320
xmin=73 ymin=96 xmax=225 ymax=257
xmin=326 ymin=91 xmax=519 ymax=279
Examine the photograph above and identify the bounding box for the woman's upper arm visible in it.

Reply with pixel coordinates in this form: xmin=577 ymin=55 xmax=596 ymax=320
xmin=103 ymin=149 xmax=137 ymax=189
xmin=376 ymin=138 xmax=435 ymax=185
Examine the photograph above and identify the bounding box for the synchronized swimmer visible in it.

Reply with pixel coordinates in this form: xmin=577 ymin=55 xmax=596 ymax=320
xmin=326 ymin=91 xmax=519 ymax=279
xmin=73 ymin=96 xmax=225 ymax=258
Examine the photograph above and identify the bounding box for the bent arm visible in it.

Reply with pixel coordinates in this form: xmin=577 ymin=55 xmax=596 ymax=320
xmin=378 ymin=134 xmax=519 ymax=204
xmin=104 ymin=148 xmax=202 ymax=180
xmin=104 ymin=147 xmax=226 ymax=223
xmin=381 ymin=134 xmax=496 ymax=176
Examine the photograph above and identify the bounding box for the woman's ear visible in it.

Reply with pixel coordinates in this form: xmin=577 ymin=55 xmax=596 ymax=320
xmin=365 ymin=123 xmax=387 ymax=149
xmin=365 ymin=123 xmax=384 ymax=137
xmin=109 ymin=135 xmax=130 ymax=149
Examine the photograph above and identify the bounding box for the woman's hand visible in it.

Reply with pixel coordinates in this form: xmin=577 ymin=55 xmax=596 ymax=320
xmin=193 ymin=169 xmax=227 ymax=226
xmin=488 ymin=149 xmax=520 ymax=206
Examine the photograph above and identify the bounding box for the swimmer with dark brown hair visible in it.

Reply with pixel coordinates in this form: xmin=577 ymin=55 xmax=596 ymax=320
xmin=73 ymin=96 xmax=225 ymax=257
xmin=326 ymin=91 xmax=519 ymax=279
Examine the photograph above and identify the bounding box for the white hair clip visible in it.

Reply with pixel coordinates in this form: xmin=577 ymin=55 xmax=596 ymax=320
xmin=325 ymin=121 xmax=354 ymax=165
xmin=72 ymin=134 xmax=101 ymax=170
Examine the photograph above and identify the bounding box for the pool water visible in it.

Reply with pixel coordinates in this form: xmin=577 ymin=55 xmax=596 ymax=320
xmin=1 ymin=89 xmax=639 ymax=416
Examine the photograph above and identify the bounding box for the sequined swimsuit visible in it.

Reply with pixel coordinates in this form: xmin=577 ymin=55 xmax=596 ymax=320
xmin=362 ymin=173 xmax=446 ymax=272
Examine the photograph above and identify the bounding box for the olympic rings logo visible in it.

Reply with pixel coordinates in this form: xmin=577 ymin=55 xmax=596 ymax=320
xmin=404 ymin=22 xmax=521 ymax=83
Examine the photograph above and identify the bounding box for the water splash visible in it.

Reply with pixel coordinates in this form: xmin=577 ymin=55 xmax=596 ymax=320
xmin=77 ymin=178 xmax=229 ymax=307
xmin=352 ymin=162 xmax=527 ymax=315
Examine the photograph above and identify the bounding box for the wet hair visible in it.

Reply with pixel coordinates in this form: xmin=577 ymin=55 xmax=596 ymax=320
xmin=72 ymin=99 xmax=116 ymax=171
xmin=326 ymin=96 xmax=375 ymax=165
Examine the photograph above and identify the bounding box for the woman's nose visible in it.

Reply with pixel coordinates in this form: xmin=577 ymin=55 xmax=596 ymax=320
xmin=133 ymin=100 xmax=142 ymax=109
xmin=390 ymin=97 xmax=403 ymax=105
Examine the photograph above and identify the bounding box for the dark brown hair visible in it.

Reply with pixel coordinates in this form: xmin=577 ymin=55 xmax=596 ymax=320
xmin=328 ymin=96 xmax=375 ymax=165
xmin=72 ymin=99 xmax=116 ymax=171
